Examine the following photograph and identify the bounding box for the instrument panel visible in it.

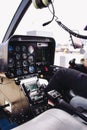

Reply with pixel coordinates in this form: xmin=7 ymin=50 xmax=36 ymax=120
xmin=5 ymin=35 xmax=55 ymax=78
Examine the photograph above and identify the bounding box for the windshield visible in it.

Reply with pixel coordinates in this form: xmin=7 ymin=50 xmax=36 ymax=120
xmin=1 ymin=0 xmax=87 ymax=46
xmin=15 ymin=0 xmax=87 ymax=44
xmin=0 ymin=0 xmax=21 ymax=43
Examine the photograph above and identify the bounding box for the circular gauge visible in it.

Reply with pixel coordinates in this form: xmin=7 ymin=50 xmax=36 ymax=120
xmin=16 ymin=61 xmax=21 ymax=67
xmin=23 ymin=67 xmax=28 ymax=74
xmin=22 ymin=53 xmax=27 ymax=59
xmin=16 ymin=69 xmax=22 ymax=76
xmin=28 ymin=45 xmax=34 ymax=54
xmin=23 ymin=60 xmax=28 ymax=67
xmin=28 ymin=55 xmax=34 ymax=64
xmin=29 ymin=66 xmax=35 ymax=73
xmin=22 ymin=46 xmax=27 ymax=52
xmin=16 ymin=53 xmax=21 ymax=60
xmin=8 ymin=45 xmax=14 ymax=52
xmin=15 ymin=46 xmax=21 ymax=52
xmin=8 ymin=58 xmax=14 ymax=68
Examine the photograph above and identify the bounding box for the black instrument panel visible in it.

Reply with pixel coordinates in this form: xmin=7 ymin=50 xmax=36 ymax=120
xmin=5 ymin=35 xmax=55 ymax=78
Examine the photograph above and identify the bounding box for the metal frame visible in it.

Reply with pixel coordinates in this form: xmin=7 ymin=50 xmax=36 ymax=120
xmin=2 ymin=0 xmax=32 ymax=43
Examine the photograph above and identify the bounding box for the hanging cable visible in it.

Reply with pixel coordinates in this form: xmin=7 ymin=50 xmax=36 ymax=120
xmin=32 ymin=0 xmax=87 ymax=39
xmin=55 ymin=20 xmax=87 ymax=39
xmin=42 ymin=0 xmax=55 ymax=26
xmin=69 ymin=34 xmax=76 ymax=49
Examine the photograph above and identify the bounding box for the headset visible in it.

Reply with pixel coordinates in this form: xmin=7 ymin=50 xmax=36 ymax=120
xmin=32 ymin=0 xmax=51 ymax=9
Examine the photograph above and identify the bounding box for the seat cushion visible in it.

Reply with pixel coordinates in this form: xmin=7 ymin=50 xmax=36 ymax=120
xmin=12 ymin=108 xmax=87 ymax=130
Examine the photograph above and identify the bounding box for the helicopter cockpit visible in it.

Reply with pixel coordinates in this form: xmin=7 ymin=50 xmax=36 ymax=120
xmin=0 ymin=0 xmax=87 ymax=130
